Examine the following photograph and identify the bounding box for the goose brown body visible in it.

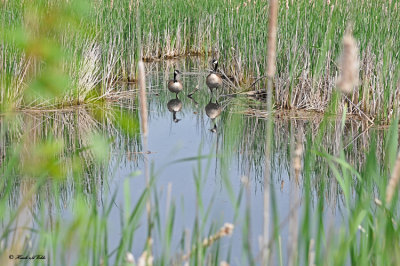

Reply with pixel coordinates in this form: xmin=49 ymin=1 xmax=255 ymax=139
xmin=167 ymin=80 xmax=183 ymax=93
xmin=168 ymin=70 xmax=183 ymax=94
xmin=206 ymin=59 xmax=222 ymax=90
xmin=206 ymin=73 xmax=222 ymax=89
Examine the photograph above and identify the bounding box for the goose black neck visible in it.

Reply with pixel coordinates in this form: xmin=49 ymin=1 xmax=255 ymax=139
xmin=173 ymin=112 xmax=177 ymax=121
xmin=173 ymin=72 xmax=177 ymax=82
xmin=214 ymin=62 xmax=218 ymax=72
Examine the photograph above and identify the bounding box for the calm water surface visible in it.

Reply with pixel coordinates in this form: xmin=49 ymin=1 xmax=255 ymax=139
xmin=105 ymin=58 xmax=352 ymax=264
xmin=2 ymin=58 xmax=373 ymax=265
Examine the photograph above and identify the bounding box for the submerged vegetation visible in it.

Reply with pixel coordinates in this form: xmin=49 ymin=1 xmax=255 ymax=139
xmin=1 ymin=0 xmax=400 ymax=265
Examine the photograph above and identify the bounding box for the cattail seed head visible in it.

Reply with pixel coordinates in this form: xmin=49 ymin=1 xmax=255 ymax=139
xmin=182 ymin=222 xmax=234 ymax=261
xmin=138 ymin=250 xmax=153 ymax=266
xmin=125 ymin=252 xmax=135 ymax=264
xmin=337 ymin=29 xmax=360 ymax=94
xmin=221 ymin=223 xmax=234 ymax=236
xmin=202 ymin=223 xmax=234 ymax=246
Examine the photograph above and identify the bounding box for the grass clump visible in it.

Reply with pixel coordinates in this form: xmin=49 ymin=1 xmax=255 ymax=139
xmin=2 ymin=0 xmax=400 ymax=121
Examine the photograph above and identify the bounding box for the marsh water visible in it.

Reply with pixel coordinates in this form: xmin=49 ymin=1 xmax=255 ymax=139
xmin=2 ymin=58 xmax=378 ymax=265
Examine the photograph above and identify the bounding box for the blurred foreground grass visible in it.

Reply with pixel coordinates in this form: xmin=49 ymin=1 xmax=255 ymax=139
xmin=1 ymin=1 xmax=400 ymax=266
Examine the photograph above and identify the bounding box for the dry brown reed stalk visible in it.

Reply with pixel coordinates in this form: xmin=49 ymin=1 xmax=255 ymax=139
xmin=266 ymin=0 xmax=279 ymax=79
xmin=264 ymin=0 xmax=278 ymax=264
xmin=337 ymin=29 xmax=359 ymax=95
xmin=182 ymin=223 xmax=234 ymax=261
xmin=288 ymin=126 xmax=302 ymax=266
xmin=77 ymin=42 xmax=100 ymax=104
xmin=385 ymin=151 xmax=400 ymax=204
xmin=138 ymin=61 xmax=148 ymax=137
xmin=129 ymin=0 xmax=134 ymax=12
xmin=7 ymin=56 xmax=31 ymax=109
xmin=102 ymin=38 xmax=119 ymax=95
xmin=293 ymin=141 xmax=303 ymax=184
xmin=308 ymin=239 xmax=315 ymax=266
xmin=138 ymin=60 xmax=152 ymax=246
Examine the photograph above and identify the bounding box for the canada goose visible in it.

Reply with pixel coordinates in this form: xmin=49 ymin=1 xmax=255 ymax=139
xmin=168 ymin=70 xmax=183 ymax=95
xmin=167 ymin=96 xmax=183 ymax=123
xmin=206 ymin=59 xmax=223 ymax=91
xmin=205 ymin=98 xmax=222 ymax=132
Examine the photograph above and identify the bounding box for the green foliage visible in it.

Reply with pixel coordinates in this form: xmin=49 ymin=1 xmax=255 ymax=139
xmin=0 ymin=1 xmax=399 ymax=265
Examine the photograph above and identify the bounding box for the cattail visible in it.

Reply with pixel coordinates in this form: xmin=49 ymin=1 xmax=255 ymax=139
xmin=337 ymin=29 xmax=360 ymax=94
xmin=138 ymin=61 xmax=148 ymax=137
xmin=202 ymin=223 xmax=234 ymax=247
xmin=386 ymin=151 xmax=400 ymax=204
xmin=137 ymin=251 xmax=153 ymax=266
xmin=182 ymin=223 xmax=234 ymax=261
xmin=266 ymin=0 xmax=279 ymax=78
xmin=125 ymin=252 xmax=135 ymax=264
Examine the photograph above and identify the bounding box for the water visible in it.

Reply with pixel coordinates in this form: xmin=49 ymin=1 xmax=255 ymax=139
xmin=0 ymin=58 xmax=375 ymax=265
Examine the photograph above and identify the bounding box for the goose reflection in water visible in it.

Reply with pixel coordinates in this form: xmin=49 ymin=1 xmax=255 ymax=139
xmin=205 ymin=97 xmax=222 ymax=133
xmin=167 ymin=96 xmax=183 ymax=123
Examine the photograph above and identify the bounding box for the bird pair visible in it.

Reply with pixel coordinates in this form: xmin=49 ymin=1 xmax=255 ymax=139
xmin=167 ymin=59 xmax=222 ymax=96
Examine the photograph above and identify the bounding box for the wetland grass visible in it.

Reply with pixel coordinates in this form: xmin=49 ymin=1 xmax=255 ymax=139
xmin=1 ymin=0 xmax=400 ymax=265
xmin=1 ymin=0 xmax=400 ymax=121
